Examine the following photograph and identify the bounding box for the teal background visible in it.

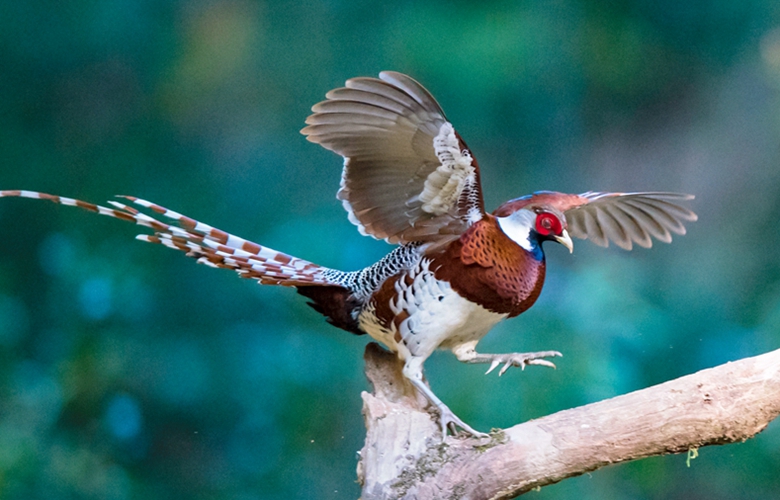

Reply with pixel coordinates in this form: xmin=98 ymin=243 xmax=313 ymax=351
xmin=2 ymin=1 xmax=780 ymax=498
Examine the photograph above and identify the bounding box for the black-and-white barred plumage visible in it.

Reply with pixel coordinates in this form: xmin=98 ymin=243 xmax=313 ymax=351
xmin=321 ymin=243 xmax=423 ymax=300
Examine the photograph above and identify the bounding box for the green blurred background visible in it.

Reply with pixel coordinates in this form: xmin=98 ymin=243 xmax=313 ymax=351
xmin=1 ymin=0 xmax=780 ymax=498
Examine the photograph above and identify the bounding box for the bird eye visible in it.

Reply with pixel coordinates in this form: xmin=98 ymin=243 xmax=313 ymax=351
xmin=535 ymin=212 xmax=562 ymax=236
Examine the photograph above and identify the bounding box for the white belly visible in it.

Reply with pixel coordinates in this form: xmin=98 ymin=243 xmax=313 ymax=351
xmin=358 ymin=259 xmax=507 ymax=360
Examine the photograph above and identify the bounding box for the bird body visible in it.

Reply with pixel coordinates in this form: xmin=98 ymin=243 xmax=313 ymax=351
xmin=0 ymin=72 xmax=697 ymax=437
xmin=431 ymin=213 xmax=548 ymax=318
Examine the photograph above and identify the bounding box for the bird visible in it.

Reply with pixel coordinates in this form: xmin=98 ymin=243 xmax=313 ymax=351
xmin=0 ymin=72 xmax=697 ymax=438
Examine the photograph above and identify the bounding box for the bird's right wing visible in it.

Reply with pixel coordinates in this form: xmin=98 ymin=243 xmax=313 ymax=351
xmin=562 ymin=192 xmax=698 ymax=250
xmin=494 ymin=191 xmax=697 ymax=250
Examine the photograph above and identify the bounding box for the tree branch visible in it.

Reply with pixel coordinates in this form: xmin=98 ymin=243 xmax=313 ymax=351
xmin=357 ymin=344 xmax=780 ymax=499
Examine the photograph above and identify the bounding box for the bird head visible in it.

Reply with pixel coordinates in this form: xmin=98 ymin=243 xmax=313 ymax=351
xmin=495 ymin=205 xmax=574 ymax=255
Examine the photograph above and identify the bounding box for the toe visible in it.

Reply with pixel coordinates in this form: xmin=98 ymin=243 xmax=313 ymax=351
xmin=485 ymin=359 xmax=501 ymax=375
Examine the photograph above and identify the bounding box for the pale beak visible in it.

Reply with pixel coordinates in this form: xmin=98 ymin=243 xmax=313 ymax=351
xmin=555 ymin=229 xmax=574 ymax=253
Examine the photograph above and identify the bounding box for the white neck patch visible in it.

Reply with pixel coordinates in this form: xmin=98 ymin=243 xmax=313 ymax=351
xmin=496 ymin=210 xmax=536 ymax=252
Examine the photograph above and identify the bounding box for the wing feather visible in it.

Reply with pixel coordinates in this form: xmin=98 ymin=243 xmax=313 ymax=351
xmin=596 ymin=205 xmax=632 ymax=250
xmin=563 ymin=192 xmax=696 ymax=249
xmin=583 ymin=207 xmax=608 ymax=247
xmin=302 ymin=72 xmax=485 ymax=245
xmin=604 ymin=203 xmax=652 ymax=249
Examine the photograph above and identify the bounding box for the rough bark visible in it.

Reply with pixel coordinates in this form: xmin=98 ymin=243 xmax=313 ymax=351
xmin=357 ymin=344 xmax=780 ymax=499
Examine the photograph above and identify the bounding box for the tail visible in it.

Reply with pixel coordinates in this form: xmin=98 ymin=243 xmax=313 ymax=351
xmin=0 ymin=190 xmax=341 ymax=288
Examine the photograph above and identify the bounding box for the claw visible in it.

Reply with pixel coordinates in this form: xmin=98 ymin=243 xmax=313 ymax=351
xmin=498 ymin=360 xmax=513 ymax=376
xmin=406 ymin=362 xmax=489 ymax=440
xmin=438 ymin=406 xmax=489 ymax=439
xmin=527 ymin=359 xmax=558 ymax=369
xmin=485 ymin=359 xmax=502 ymax=375
xmin=481 ymin=350 xmax=563 ymax=377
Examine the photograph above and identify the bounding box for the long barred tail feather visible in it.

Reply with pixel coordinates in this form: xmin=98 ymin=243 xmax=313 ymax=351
xmin=0 ymin=190 xmax=340 ymax=287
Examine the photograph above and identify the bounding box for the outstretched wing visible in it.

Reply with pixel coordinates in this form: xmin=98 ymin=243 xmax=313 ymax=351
xmin=495 ymin=191 xmax=697 ymax=250
xmin=301 ymin=71 xmax=485 ymax=245
xmin=563 ymin=192 xmax=697 ymax=250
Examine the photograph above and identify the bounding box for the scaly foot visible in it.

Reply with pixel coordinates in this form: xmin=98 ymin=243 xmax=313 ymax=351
xmin=483 ymin=350 xmax=563 ymax=376
xmin=437 ymin=405 xmax=489 ymax=439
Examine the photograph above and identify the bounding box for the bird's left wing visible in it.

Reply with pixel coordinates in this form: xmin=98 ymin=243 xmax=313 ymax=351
xmin=495 ymin=191 xmax=697 ymax=250
xmin=301 ymin=71 xmax=485 ymax=246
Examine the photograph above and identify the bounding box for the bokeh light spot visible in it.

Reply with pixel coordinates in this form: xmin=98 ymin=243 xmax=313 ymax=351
xmin=105 ymin=393 xmax=143 ymax=441
xmin=78 ymin=277 xmax=113 ymax=320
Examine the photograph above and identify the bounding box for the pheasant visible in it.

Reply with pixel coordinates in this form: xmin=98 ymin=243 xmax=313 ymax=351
xmin=0 ymin=72 xmax=696 ymax=438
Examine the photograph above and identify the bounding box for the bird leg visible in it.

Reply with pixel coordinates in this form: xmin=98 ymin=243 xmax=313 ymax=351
xmin=453 ymin=341 xmax=562 ymax=376
xmin=402 ymin=357 xmax=489 ymax=439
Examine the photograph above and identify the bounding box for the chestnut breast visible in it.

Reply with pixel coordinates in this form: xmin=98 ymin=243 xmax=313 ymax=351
xmin=430 ymin=215 xmax=546 ymax=317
